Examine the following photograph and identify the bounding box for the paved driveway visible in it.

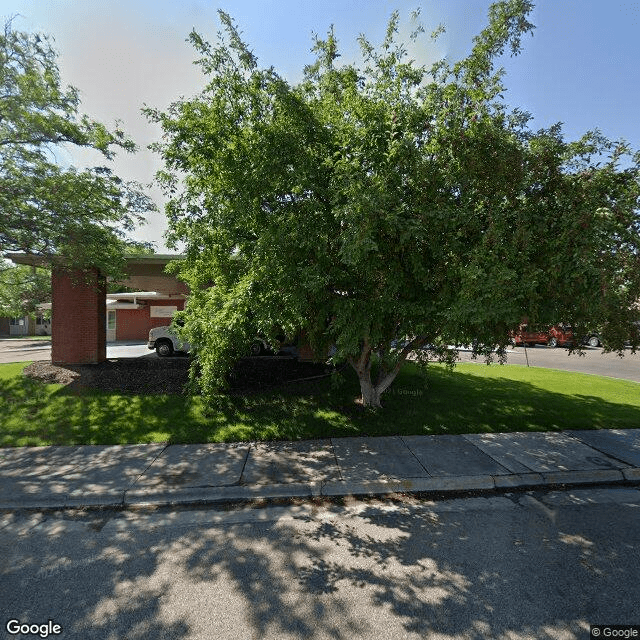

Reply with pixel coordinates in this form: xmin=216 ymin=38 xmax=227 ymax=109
xmin=0 ymin=339 xmax=151 ymax=364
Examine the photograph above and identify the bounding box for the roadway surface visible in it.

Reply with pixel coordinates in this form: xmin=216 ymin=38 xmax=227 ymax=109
xmin=1 ymin=486 xmax=638 ymax=639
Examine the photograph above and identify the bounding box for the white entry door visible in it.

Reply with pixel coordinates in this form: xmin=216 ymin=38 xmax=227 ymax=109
xmin=106 ymin=310 xmax=117 ymax=342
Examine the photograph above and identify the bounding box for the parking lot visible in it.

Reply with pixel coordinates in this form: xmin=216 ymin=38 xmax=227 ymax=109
xmin=456 ymin=344 xmax=640 ymax=383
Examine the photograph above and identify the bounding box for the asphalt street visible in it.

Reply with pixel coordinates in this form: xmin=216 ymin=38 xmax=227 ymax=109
xmin=1 ymin=486 xmax=639 ymax=640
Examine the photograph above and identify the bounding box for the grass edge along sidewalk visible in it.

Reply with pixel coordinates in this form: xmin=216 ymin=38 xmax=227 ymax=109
xmin=1 ymin=360 xmax=640 ymax=447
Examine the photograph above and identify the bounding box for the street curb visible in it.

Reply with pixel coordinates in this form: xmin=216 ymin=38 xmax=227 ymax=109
xmin=321 ymin=475 xmax=496 ymax=497
xmin=66 ymin=490 xmax=126 ymax=509
xmin=622 ymin=468 xmax=640 ymax=481
xmin=493 ymin=473 xmax=545 ymax=488
xmin=2 ymin=469 xmax=638 ymax=511
xmin=0 ymin=494 xmax=69 ymax=510
xmin=0 ymin=491 xmax=126 ymax=511
xmin=540 ymin=469 xmax=624 ymax=485
xmin=123 ymin=483 xmax=318 ymax=507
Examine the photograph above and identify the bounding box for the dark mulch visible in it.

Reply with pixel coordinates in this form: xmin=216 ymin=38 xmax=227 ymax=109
xmin=23 ymin=357 xmax=333 ymax=395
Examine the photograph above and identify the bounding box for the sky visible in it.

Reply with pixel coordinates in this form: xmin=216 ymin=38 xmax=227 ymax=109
xmin=2 ymin=0 xmax=639 ymax=252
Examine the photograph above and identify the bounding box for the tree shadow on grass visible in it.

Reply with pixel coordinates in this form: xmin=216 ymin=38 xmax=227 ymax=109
xmin=365 ymin=365 xmax=640 ymax=436
xmin=0 ymin=369 xmax=355 ymax=446
xmin=2 ymin=363 xmax=640 ymax=447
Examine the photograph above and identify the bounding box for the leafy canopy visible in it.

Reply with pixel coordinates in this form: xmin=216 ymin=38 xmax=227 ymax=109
xmin=0 ymin=19 xmax=156 ymax=276
xmin=147 ymin=2 xmax=640 ymax=405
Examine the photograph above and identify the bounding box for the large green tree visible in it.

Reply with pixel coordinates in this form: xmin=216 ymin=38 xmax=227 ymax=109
xmin=0 ymin=19 xmax=155 ymax=277
xmin=147 ymin=1 xmax=640 ymax=407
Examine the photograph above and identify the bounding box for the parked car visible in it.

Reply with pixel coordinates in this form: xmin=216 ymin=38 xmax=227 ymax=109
xmin=582 ymin=322 xmax=640 ymax=348
xmin=148 ymin=326 xmax=291 ymax=358
xmin=582 ymin=332 xmax=602 ymax=348
xmin=511 ymin=324 xmax=575 ymax=348
xmin=147 ymin=325 xmax=190 ymax=357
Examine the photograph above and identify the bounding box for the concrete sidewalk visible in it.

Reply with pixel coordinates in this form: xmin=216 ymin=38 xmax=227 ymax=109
xmin=1 ymin=430 xmax=640 ymax=510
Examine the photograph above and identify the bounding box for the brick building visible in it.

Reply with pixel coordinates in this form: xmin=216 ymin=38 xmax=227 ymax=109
xmin=105 ymin=292 xmax=186 ymax=341
xmin=7 ymin=254 xmax=187 ymax=364
xmin=7 ymin=253 xmax=316 ymax=364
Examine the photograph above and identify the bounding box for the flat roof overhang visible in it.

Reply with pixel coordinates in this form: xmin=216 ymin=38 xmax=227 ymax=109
xmin=5 ymin=253 xmax=185 ymax=272
xmin=5 ymin=253 xmax=189 ymax=295
xmin=4 ymin=253 xmax=49 ymax=268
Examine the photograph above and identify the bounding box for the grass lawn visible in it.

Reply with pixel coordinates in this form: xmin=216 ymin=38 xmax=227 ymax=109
xmin=1 ymin=360 xmax=639 ymax=447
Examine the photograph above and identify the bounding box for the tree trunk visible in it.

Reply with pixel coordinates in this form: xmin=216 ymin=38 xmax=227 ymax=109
xmin=358 ymin=373 xmax=383 ymax=408
xmin=350 ymin=337 xmax=421 ymax=409
xmin=356 ymin=364 xmax=402 ymax=408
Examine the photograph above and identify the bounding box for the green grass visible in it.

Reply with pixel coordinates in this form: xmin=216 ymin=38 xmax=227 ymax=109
xmin=1 ymin=361 xmax=639 ymax=447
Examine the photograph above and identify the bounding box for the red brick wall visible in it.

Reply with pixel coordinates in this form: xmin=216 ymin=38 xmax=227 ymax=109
xmin=52 ymin=267 xmax=106 ymax=364
xmin=115 ymin=300 xmax=185 ymax=341
xmin=297 ymin=329 xmax=319 ymax=362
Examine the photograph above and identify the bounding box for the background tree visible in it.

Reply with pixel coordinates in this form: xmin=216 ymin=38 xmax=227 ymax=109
xmin=0 ymin=262 xmax=50 ymax=317
xmin=147 ymin=1 xmax=640 ymax=407
xmin=0 ymin=19 xmax=156 ymax=278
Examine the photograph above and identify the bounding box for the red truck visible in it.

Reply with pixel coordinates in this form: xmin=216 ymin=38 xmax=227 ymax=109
xmin=511 ymin=324 xmax=576 ymax=348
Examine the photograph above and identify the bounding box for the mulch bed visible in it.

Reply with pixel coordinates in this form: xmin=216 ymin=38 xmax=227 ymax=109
xmin=23 ymin=357 xmax=333 ymax=395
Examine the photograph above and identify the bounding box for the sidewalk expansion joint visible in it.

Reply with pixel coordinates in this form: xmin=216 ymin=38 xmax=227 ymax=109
xmin=237 ymin=444 xmax=252 ymax=486
xmin=124 ymin=442 xmax=172 ymax=493
xmin=399 ymin=435 xmax=433 ymax=478
xmin=566 ymin=434 xmax=636 ymax=468
xmin=328 ymin=440 xmax=344 ymax=483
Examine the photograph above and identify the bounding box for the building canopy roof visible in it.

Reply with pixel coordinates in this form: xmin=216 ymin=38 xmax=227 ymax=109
xmin=6 ymin=254 xmax=189 ymax=296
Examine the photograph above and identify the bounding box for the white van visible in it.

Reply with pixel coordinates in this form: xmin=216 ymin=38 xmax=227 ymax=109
xmin=148 ymin=325 xmax=292 ymax=358
xmin=147 ymin=325 xmax=190 ymax=357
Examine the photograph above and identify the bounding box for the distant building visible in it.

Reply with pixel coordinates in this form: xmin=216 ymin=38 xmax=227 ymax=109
xmin=7 ymin=253 xmax=188 ymax=363
xmin=0 ymin=314 xmax=50 ymax=337
xmin=5 ymin=253 xmax=316 ymax=363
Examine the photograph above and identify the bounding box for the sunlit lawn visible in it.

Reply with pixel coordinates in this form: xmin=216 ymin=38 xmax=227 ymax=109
xmin=1 ymin=360 xmax=639 ymax=447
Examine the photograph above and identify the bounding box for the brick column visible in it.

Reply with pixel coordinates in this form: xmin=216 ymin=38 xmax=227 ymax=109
xmin=51 ymin=266 xmax=106 ymax=364
xmin=297 ymin=330 xmax=318 ymax=362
